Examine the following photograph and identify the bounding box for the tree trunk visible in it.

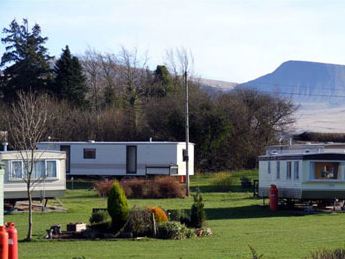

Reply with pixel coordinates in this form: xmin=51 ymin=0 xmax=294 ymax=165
xmin=26 ymin=182 xmax=33 ymax=241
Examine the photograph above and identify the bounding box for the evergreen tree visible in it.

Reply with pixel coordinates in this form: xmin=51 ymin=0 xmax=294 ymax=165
xmin=107 ymin=180 xmax=129 ymax=231
xmin=0 ymin=19 xmax=53 ymax=102
xmin=190 ymin=189 xmax=206 ymax=228
xmin=53 ymin=45 xmax=87 ymax=106
xmin=144 ymin=65 xmax=173 ymax=98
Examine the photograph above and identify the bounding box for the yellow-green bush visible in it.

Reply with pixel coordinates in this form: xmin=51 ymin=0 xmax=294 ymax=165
xmin=211 ymin=172 xmax=233 ymax=191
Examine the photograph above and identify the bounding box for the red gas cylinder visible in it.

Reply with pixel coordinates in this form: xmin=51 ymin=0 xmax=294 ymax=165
xmin=179 ymin=176 xmax=186 ymax=183
xmin=269 ymin=184 xmax=279 ymax=211
xmin=0 ymin=226 xmax=8 ymax=259
xmin=6 ymin=222 xmax=18 ymax=259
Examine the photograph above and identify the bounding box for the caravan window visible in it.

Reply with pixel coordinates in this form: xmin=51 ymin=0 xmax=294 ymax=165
xmin=34 ymin=161 xmax=45 ymax=178
xmin=294 ymin=161 xmax=299 ymax=179
xmin=10 ymin=160 xmax=58 ymax=181
xmin=267 ymin=161 xmax=271 ymax=174
xmin=84 ymin=149 xmax=96 ymax=159
xmin=276 ymin=161 xmax=280 ymax=179
xmin=286 ymin=161 xmax=292 ymax=179
xmin=10 ymin=161 xmax=23 ymax=179
xmin=311 ymin=162 xmax=339 ymax=180
xmin=46 ymin=161 xmax=57 ymax=178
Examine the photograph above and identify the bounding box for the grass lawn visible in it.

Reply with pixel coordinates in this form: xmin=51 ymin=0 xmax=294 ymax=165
xmin=5 ymin=171 xmax=345 ymax=259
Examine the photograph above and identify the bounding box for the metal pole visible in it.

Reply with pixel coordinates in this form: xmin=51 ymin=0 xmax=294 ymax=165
xmin=184 ymin=71 xmax=190 ymax=196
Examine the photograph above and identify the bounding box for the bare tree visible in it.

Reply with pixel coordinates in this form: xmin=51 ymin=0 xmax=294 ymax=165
xmin=81 ymin=49 xmax=104 ymax=111
xmin=7 ymin=92 xmax=50 ymax=241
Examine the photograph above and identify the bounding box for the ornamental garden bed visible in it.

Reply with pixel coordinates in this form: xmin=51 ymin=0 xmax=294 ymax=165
xmin=45 ymin=180 xmax=211 ymax=241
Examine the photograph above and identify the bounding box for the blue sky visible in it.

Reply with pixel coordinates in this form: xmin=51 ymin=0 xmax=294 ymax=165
xmin=1 ymin=0 xmax=345 ymax=83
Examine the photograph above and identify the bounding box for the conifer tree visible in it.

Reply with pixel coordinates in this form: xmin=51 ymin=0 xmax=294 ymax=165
xmin=53 ymin=45 xmax=87 ymax=106
xmin=0 ymin=19 xmax=53 ymax=102
xmin=107 ymin=180 xmax=129 ymax=231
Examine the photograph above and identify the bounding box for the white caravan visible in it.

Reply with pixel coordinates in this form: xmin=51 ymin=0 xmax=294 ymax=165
xmin=37 ymin=141 xmax=194 ymax=177
xmin=1 ymin=151 xmax=66 ymax=201
xmin=259 ymin=143 xmax=345 ymax=200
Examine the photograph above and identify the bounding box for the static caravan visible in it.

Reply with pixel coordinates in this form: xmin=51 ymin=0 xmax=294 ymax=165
xmin=259 ymin=143 xmax=345 ymax=200
xmin=1 ymin=151 xmax=66 ymax=201
xmin=37 ymin=141 xmax=194 ymax=177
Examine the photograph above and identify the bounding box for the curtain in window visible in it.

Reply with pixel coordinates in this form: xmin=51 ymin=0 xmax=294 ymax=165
xmin=47 ymin=161 xmax=57 ymax=178
xmin=34 ymin=161 xmax=45 ymax=178
xmin=11 ymin=161 xmax=23 ymax=179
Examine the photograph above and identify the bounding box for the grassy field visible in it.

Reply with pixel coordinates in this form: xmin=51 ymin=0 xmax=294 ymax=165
xmin=5 ymin=171 xmax=345 ymax=259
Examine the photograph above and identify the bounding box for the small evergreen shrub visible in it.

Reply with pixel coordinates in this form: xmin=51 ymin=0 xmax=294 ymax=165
xmin=149 ymin=207 xmax=168 ymax=223
xmin=94 ymin=179 xmax=114 ymax=197
xmin=306 ymin=248 xmax=345 ymax=259
xmin=211 ymin=172 xmax=232 ymax=191
xmin=107 ymin=180 xmax=129 ymax=231
xmin=157 ymin=222 xmax=195 ymax=240
xmin=89 ymin=210 xmax=110 ymax=224
xmin=125 ymin=208 xmax=153 ymax=237
xmin=190 ymin=189 xmax=206 ymax=228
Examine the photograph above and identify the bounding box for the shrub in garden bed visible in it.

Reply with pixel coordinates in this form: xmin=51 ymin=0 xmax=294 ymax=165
xmin=125 ymin=207 xmax=154 ymax=237
xmin=89 ymin=209 xmax=111 ymax=232
xmin=157 ymin=222 xmax=195 ymax=240
xmin=107 ymin=180 xmax=129 ymax=231
xmin=190 ymin=189 xmax=206 ymax=228
xmin=89 ymin=210 xmax=110 ymax=224
xmin=167 ymin=209 xmax=191 ymax=226
xmin=149 ymin=207 xmax=168 ymax=223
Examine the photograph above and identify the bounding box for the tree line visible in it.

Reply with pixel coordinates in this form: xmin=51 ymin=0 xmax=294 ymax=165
xmin=0 ymin=19 xmax=296 ymax=171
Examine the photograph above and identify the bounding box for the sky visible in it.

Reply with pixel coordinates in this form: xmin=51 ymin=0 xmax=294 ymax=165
xmin=1 ymin=0 xmax=345 ymax=83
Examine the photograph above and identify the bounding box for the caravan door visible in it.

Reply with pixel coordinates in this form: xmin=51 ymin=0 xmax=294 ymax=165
xmin=126 ymin=146 xmax=137 ymax=174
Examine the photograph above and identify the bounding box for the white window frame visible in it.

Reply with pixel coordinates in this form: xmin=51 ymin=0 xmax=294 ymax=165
xmin=8 ymin=159 xmax=59 ymax=182
xmin=45 ymin=160 xmax=58 ymax=179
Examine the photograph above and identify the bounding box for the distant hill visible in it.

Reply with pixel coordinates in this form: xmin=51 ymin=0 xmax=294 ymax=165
xmin=197 ymin=78 xmax=237 ymax=95
xmin=235 ymin=60 xmax=345 ymax=133
xmin=238 ymin=60 xmax=345 ymax=105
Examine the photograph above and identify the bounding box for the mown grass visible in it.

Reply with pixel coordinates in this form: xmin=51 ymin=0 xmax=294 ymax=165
xmin=5 ymin=170 xmax=345 ymax=258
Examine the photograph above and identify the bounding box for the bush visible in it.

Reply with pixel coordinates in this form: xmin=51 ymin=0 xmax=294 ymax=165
xmin=306 ymin=248 xmax=345 ymax=259
xmin=190 ymin=189 xmax=206 ymax=228
xmin=211 ymin=172 xmax=232 ymax=191
xmin=121 ymin=177 xmax=185 ymax=199
xmin=154 ymin=177 xmax=185 ymax=198
xmin=167 ymin=209 xmax=190 ymax=226
xmin=89 ymin=210 xmax=110 ymax=224
xmin=125 ymin=208 xmax=154 ymax=237
xmin=149 ymin=207 xmax=168 ymax=223
xmin=89 ymin=221 xmax=111 ymax=232
xmin=94 ymin=179 xmax=114 ymax=197
xmin=107 ymin=180 xmax=129 ymax=231
xmin=157 ymin=222 xmax=195 ymax=240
